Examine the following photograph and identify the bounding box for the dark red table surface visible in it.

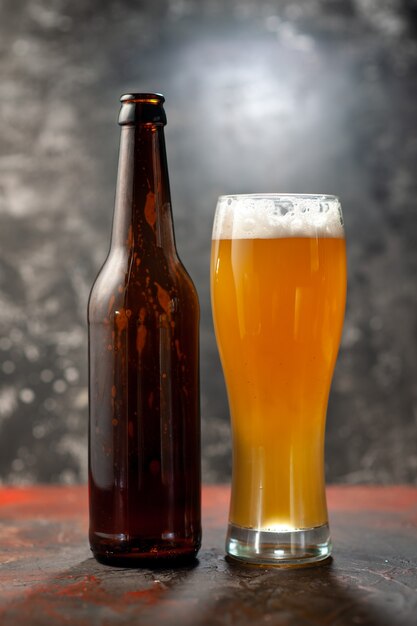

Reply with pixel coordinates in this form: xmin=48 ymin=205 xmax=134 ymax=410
xmin=0 ymin=485 xmax=416 ymax=626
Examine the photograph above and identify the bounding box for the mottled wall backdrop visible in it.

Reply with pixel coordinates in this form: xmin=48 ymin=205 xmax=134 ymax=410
xmin=0 ymin=0 xmax=416 ymax=484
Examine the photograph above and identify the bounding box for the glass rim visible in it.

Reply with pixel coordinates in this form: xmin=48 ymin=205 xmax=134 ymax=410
xmin=217 ymin=193 xmax=340 ymax=202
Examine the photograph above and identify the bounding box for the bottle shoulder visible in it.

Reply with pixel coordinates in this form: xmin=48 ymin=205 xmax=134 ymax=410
xmin=88 ymin=247 xmax=199 ymax=323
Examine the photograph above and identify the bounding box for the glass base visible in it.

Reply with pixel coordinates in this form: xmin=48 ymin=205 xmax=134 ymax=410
xmin=226 ymin=522 xmax=331 ymax=566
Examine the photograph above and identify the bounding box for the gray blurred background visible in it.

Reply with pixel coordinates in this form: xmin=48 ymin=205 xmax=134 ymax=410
xmin=0 ymin=0 xmax=416 ymax=485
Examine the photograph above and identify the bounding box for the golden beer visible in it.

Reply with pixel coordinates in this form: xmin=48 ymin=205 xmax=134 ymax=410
xmin=211 ymin=194 xmax=346 ymax=564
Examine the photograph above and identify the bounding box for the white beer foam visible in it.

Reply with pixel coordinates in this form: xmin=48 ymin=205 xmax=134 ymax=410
xmin=212 ymin=194 xmax=344 ymax=239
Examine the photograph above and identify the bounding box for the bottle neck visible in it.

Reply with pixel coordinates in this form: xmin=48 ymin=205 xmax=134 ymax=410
xmin=111 ymin=124 xmax=176 ymax=253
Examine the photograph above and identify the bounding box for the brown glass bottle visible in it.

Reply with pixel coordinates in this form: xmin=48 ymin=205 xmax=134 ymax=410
xmin=88 ymin=93 xmax=201 ymax=564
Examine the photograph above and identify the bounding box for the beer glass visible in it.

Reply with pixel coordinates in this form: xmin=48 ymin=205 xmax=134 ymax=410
xmin=210 ymin=194 xmax=346 ymax=565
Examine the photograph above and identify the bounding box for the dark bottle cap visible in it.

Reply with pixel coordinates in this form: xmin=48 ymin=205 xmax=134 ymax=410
xmin=118 ymin=93 xmax=167 ymax=126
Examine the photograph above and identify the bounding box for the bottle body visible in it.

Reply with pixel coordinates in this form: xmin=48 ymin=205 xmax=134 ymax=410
xmin=88 ymin=95 xmax=201 ymax=563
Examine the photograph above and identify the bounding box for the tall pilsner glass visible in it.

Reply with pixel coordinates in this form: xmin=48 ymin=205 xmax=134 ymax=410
xmin=210 ymin=194 xmax=347 ymax=565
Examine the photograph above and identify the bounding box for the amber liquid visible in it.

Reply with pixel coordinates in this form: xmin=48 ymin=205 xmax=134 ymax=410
xmin=88 ymin=113 xmax=200 ymax=563
xmin=211 ymin=236 xmax=346 ymax=530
